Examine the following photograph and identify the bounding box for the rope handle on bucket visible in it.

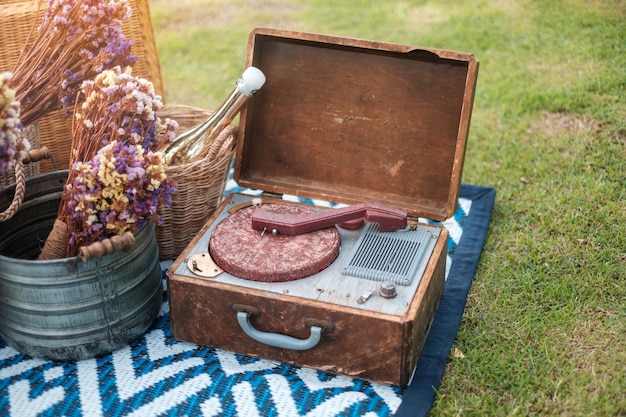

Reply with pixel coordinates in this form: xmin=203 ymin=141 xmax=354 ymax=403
xmin=78 ymin=232 xmax=136 ymax=262
xmin=0 ymin=160 xmax=25 ymax=222
xmin=0 ymin=146 xmax=54 ymax=223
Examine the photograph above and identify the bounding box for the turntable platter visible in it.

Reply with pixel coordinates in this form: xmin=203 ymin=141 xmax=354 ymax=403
xmin=209 ymin=204 xmax=341 ymax=282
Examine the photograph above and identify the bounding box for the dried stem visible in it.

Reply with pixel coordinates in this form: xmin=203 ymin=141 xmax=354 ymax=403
xmin=10 ymin=0 xmax=136 ymax=127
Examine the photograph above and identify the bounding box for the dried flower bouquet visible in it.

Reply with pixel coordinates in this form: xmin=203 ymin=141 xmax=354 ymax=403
xmin=39 ymin=66 xmax=178 ymax=259
xmin=10 ymin=0 xmax=137 ymax=127
xmin=2 ymin=0 xmax=180 ymax=258
xmin=1 ymin=0 xmax=138 ymax=221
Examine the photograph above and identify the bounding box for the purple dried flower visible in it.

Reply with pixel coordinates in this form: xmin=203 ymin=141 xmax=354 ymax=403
xmin=61 ymin=68 xmax=178 ymax=255
xmin=11 ymin=0 xmax=138 ymax=125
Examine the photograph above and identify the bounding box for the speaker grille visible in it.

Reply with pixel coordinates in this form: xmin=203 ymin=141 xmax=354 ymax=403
xmin=343 ymin=223 xmax=434 ymax=285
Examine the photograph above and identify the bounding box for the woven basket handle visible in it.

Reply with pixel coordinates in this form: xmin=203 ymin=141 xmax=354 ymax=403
xmin=78 ymin=232 xmax=136 ymax=262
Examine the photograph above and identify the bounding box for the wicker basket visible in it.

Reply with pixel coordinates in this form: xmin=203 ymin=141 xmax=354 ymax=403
xmin=156 ymin=105 xmax=238 ymax=260
xmin=0 ymin=0 xmax=164 ymax=174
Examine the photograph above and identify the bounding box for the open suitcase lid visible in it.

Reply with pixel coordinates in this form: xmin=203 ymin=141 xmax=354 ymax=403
xmin=234 ymin=27 xmax=479 ymax=221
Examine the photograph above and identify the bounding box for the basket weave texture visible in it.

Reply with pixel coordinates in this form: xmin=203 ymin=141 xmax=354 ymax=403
xmin=156 ymin=105 xmax=238 ymax=260
xmin=0 ymin=0 xmax=164 ymax=175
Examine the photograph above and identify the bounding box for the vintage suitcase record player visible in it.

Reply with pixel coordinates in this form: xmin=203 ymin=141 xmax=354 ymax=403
xmin=167 ymin=27 xmax=479 ymax=385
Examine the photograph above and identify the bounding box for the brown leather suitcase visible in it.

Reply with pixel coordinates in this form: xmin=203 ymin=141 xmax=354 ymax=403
xmin=167 ymin=27 xmax=478 ymax=385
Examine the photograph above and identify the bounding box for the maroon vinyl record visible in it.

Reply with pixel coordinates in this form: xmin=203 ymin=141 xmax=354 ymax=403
xmin=209 ymin=204 xmax=340 ymax=282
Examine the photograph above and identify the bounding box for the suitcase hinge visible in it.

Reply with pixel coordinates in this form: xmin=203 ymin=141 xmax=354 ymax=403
xmin=261 ymin=191 xmax=283 ymax=199
xmin=407 ymin=215 xmax=424 ymax=227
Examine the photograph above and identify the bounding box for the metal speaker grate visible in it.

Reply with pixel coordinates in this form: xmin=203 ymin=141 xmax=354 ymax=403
xmin=343 ymin=223 xmax=434 ymax=286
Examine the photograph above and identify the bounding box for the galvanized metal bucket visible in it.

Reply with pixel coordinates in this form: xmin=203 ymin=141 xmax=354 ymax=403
xmin=0 ymin=171 xmax=163 ymax=360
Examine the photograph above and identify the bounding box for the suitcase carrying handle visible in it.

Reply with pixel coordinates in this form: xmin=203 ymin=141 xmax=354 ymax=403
xmin=236 ymin=311 xmax=322 ymax=351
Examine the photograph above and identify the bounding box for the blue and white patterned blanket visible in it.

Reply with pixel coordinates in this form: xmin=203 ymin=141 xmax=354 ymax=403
xmin=0 ymin=181 xmax=495 ymax=417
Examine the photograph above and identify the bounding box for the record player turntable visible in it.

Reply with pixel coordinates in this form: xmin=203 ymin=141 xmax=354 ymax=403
xmin=167 ymin=28 xmax=478 ymax=385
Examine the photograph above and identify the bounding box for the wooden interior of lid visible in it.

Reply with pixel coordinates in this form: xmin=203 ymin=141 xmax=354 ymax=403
xmin=235 ymin=28 xmax=479 ymax=221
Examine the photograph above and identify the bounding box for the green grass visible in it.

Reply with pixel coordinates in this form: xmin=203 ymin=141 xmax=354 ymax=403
xmin=150 ymin=0 xmax=626 ymax=415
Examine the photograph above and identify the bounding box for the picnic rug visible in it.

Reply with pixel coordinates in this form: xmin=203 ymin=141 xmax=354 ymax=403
xmin=0 ymin=181 xmax=496 ymax=417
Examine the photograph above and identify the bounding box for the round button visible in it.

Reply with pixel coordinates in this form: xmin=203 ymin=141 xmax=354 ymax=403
xmin=379 ymin=281 xmax=397 ymax=298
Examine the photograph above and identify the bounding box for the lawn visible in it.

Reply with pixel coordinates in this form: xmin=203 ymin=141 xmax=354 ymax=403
xmin=150 ymin=0 xmax=626 ymax=415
